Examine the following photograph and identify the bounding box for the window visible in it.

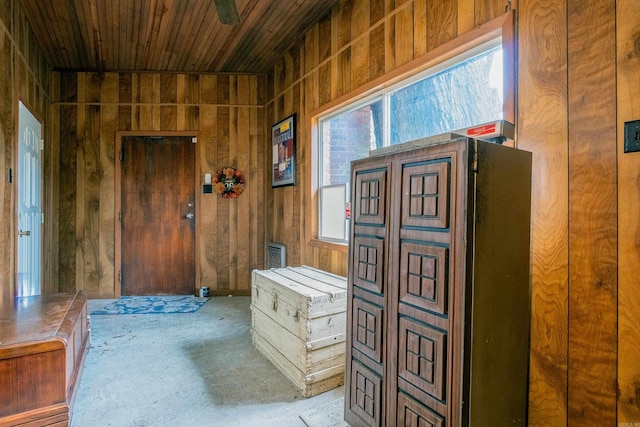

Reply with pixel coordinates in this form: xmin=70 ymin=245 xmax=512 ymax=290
xmin=316 ymin=32 xmax=511 ymax=244
xmin=319 ymin=99 xmax=383 ymax=242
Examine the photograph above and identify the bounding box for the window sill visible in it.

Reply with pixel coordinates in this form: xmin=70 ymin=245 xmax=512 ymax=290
xmin=309 ymin=238 xmax=349 ymax=253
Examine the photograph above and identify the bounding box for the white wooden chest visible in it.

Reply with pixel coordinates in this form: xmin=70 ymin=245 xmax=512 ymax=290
xmin=250 ymin=265 xmax=348 ymax=397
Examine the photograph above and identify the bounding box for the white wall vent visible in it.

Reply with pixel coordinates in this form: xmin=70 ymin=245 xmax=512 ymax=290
xmin=267 ymin=243 xmax=286 ymax=269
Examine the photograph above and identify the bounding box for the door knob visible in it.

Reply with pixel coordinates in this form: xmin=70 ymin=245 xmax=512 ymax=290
xmin=19 ymin=229 xmax=31 ymax=237
xmin=185 ymin=213 xmax=194 ymax=219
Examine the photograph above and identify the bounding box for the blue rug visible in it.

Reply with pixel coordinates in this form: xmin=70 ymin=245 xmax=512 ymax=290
xmin=91 ymin=296 xmax=209 ymax=315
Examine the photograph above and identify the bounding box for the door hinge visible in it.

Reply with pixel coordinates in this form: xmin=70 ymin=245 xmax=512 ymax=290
xmin=118 ymin=210 xmax=123 ymax=222
xmin=119 ymin=150 xmax=124 ymax=161
xmin=118 ymin=270 xmax=122 ymax=283
xmin=191 ymin=137 xmax=197 ymax=144
xmin=41 ymin=213 xmax=44 ymax=224
xmin=472 ymin=149 xmax=479 ymax=172
xmin=39 ymin=139 xmax=45 ymax=151
xmin=472 ymin=139 xmax=478 ymax=172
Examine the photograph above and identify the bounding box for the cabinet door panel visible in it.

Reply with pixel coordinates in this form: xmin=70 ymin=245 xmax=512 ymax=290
xmin=399 ymin=242 xmax=449 ymax=316
xmin=397 ymin=317 xmax=447 ymax=401
xmin=349 ymin=361 xmax=383 ymax=426
xmin=352 ymin=298 xmax=385 ymax=364
xmin=401 ymin=160 xmax=451 ymax=229
xmin=397 ymin=392 xmax=445 ymax=427
xmin=354 ymin=169 xmax=388 ymax=225
xmin=353 ymin=237 xmax=385 ymax=294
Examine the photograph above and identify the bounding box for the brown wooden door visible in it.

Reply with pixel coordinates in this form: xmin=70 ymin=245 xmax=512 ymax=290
xmin=120 ymin=136 xmax=195 ymax=295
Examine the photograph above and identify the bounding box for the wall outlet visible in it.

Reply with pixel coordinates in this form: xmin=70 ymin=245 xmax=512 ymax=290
xmin=624 ymin=120 xmax=640 ymax=153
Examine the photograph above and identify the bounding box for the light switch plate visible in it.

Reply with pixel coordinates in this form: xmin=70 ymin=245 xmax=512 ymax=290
xmin=624 ymin=120 xmax=640 ymax=153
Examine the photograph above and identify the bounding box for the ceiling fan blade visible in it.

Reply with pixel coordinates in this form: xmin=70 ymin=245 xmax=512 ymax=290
xmin=213 ymin=0 xmax=241 ymax=25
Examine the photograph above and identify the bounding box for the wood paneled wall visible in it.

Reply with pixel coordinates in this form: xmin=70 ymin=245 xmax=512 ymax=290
xmin=265 ymin=0 xmax=639 ymax=424
xmin=616 ymin=0 xmax=640 ymax=423
xmin=0 ymin=0 xmax=51 ymax=303
xmin=53 ymin=72 xmax=265 ymax=297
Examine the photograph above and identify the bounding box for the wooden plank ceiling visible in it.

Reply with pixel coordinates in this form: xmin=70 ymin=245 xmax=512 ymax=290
xmin=20 ymin=0 xmax=338 ymax=73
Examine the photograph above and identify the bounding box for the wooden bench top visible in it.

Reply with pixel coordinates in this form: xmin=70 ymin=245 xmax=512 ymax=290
xmin=0 ymin=292 xmax=88 ymax=354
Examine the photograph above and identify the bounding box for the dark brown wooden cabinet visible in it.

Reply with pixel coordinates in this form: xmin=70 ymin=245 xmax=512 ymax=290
xmin=345 ymin=137 xmax=532 ymax=427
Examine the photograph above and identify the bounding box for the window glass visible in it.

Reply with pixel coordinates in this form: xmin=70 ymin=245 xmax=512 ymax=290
xmin=390 ymin=45 xmax=503 ymax=145
xmin=321 ymin=99 xmax=383 ymax=186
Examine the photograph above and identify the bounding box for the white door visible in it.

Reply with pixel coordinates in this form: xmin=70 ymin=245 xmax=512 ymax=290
xmin=17 ymin=101 xmax=42 ymax=297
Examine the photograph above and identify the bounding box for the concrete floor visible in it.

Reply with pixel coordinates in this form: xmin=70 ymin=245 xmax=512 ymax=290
xmin=71 ymin=296 xmax=348 ymax=427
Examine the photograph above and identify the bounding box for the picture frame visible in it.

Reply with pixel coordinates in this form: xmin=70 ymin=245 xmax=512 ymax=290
xmin=271 ymin=114 xmax=297 ymax=187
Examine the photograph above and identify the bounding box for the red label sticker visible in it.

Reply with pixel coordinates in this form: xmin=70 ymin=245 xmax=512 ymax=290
xmin=466 ymin=123 xmax=497 ymax=136
xmin=345 ymin=202 xmax=351 ymax=219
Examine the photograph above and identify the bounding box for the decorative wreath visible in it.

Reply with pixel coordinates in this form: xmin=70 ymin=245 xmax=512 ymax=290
xmin=213 ymin=167 xmax=246 ymax=199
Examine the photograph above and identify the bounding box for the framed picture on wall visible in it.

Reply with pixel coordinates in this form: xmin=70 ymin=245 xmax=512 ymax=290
xmin=271 ymin=114 xmax=296 ymax=187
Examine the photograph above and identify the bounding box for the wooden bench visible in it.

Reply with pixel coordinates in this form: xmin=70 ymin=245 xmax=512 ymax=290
xmin=251 ymin=266 xmax=347 ymax=397
xmin=0 ymin=292 xmax=90 ymax=426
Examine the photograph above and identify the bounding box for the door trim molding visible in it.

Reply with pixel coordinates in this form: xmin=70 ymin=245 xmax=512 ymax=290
xmin=114 ymin=131 xmax=200 ymax=298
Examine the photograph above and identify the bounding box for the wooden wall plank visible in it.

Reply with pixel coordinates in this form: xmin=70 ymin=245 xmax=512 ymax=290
xmin=216 ymin=106 xmax=230 ymax=291
xmin=43 ymin=98 xmax=61 ymax=295
xmin=81 ymin=105 xmax=101 ymax=294
xmin=457 ymin=0 xmax=475 ymax=35
xmin=413 ymin=0 xmax=427 ymax=58
xmin=99 ymin=104 xmax=118 ymax=296
xmin=295 ymin=81 xmax=306 ymax=267
xmin=304 ymin=25 xmax=318 ymax=75
xmin=86 ymin=72 xmax=102 ymax=103
xmin=318 ymin=14 xmax=332 ymax=63
xmin=236 ymin=105 xmax=250 ymax=290
xmin=160 ymin=106 xmax=177 ymax=130
xmin=58 ymin=105 xmax=78 ymax=292
xmin=139 ymin=72 xmax=153 ymax=103
xmin=0 ymin=26 xmax=11 ymax=302
xmin=567 ymin=0 xmax=617 ymax=424
xmin=74 ymin=104 xmax=86 ymax=291
xmin=336 ymin=48 xmax=351 ymax=98
xmin=351 ymin=0 xmax=369 ymax=39
xmin=199 ymin=104 xmax=218 ymax=291
xmin=228 ymin=105 xmax=238 ymax=291
xmin=475 ymin=0 xmax=503 ymax=26
xmin=384 ymin=15 xmax=396 ymax=72
xmin=185 ymin=74 xmax=199 ymax=104
xmin=249 ymin=113 xmax=259 ymax=269
xmin=427 ymin=0 xmax=457 ymax=50
xmin=369 ymin=25 xmax=386 ymax=81
xmin=370 ymin=0 xmax=385 ymax=25
xmin=517 ymin=1 xmax=569 ymax=425
xmin=318 ymin=62 xmax=331 ymax=107
xmin=395 ymin=3 xmax=414 ymax=66
xmin=200 ymin=74 xmax=217 ymax=104
xmin=119 ymin=73 xmax=132 ymax=103
xmin=351 ymin=36 xmax=369 ymax=92
xmin=101 ymin=72 xmax=118 ymax=103
xmin=160 ymin=73 xmax=177 ymax=103
xmin=336 ymin=0 xmax=352 ymax=49
xmin=617 ymin=0 xmax=640 ymax=422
